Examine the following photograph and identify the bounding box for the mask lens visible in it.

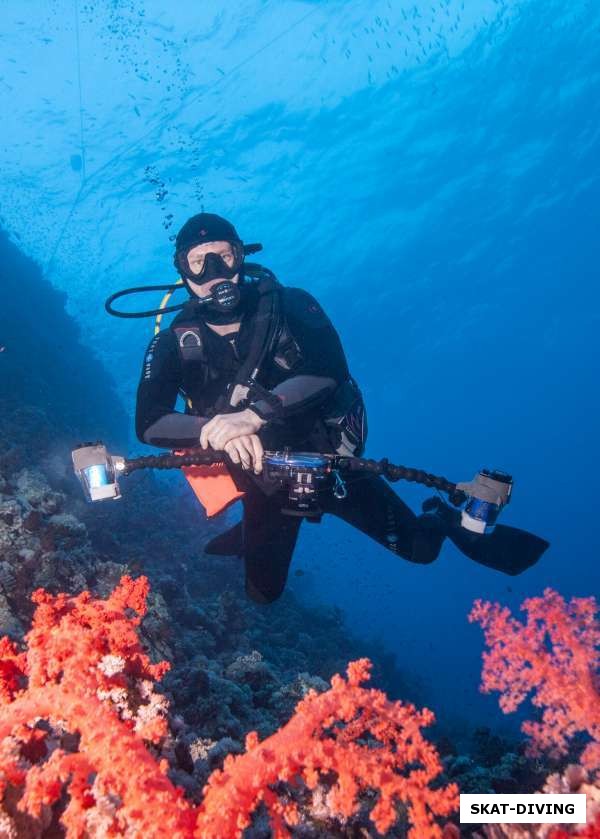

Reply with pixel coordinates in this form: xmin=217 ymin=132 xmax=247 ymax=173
xmin=186 ymin=251 xmax=207 ymax=276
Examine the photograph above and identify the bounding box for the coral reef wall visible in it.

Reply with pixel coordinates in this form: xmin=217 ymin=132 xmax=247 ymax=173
xmin=0 ymin=227 xmax=128 ymax=465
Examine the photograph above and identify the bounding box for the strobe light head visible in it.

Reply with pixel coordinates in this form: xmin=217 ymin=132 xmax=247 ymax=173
xmin=456 ymin=469 xmax=513 ymax=534
xmin=72 ymin=443 xmax=125 ymax=502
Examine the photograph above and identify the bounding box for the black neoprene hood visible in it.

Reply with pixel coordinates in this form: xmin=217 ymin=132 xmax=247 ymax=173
xmin=174 ymin=213 xmax=242 ymax=257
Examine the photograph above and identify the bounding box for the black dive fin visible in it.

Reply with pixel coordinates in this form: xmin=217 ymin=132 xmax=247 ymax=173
xmin=422 ymin=496 xmax=549 ymax=575
xmin=445 ymin=522 xmax=550 ymax=575
xmin=204 ymin=521 xmax=244 ymax=557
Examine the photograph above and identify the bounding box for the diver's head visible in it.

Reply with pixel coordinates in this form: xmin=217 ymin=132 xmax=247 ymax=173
xmin=174 ymin=213 xmax=244 ymax=289
xmin=174 ymin=213 xmax=246 ymax=322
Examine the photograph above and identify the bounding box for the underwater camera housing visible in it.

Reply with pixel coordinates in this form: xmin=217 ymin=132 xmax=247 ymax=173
xmin=72 ymin=443 xmax=126 ymax=502
xmin=262 ymin=451 xmax=341 ymax=520
xmin=456 ymin=469 xmax=513 ymax=534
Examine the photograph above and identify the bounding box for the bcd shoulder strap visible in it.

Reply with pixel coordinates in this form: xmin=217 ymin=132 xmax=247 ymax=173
xmin=170 ymin=301 xmax=207 ymax=360
xmin=169 ymin=302 xmax=209 ymax=409
xmin=172 ymin=325 xmax=205 ymax=363
xmin=224 ymin=264 xmax=283 ymax=410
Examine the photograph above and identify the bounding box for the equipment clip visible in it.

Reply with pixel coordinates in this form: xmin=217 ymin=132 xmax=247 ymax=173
xmin=332 ymin=469 xmax=348 ymax=500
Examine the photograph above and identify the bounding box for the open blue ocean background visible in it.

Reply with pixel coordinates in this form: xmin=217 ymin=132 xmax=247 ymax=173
xmin=2 ymin=0 xmax=599 ymax=739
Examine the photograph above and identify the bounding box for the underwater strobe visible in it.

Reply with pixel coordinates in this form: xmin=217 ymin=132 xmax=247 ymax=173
xmin=72 ymin=444 xmax=127 ymax=502
xmin=455 ymin=469 xmax=513 ymax=534
xmin=71 ymin=443 xmax=514 ymax=533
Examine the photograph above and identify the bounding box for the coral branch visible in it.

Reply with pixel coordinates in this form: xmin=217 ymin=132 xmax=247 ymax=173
xmin=195 ymin=658 xmax=459 ymax=838
xmin=469 ymin=588 xmax=600 ymax=772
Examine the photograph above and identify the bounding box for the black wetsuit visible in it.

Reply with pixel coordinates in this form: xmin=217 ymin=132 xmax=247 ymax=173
xmin=135 ymin=282 xmax=448 ymax=603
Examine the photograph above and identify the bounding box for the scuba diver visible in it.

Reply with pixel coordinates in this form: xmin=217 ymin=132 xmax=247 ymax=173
xmin=134 ymin=212 xmax=547 ymax=604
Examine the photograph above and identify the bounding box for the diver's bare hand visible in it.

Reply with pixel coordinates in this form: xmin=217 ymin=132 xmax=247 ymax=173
xmin=200 ymin=408 xmax=265 ymax=453
xmin=224 ymin=434 xmax=264 ymax=474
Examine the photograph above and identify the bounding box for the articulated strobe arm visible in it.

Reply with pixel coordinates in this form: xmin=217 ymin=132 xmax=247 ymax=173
xmin=339 ymin=457 xmax=466 ymax=506
xmin=121 ymin=450 xmax=466 ymax=504
xmin=72 ymin=444 xmax=549 ymax=572
xmin=122 ymin=449 xmax=225 ymax=474
xmin=72 ymin=443 xmax=520 ymax=536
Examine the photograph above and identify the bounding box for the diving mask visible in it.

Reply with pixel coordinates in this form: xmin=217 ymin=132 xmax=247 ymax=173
xmin=176 ymin=242 xmax=244 ymax=283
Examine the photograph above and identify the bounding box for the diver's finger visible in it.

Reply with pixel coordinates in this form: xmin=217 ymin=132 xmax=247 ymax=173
xmin=207 ymin=423 xmax=224 ymax=450
xmin=224 ymin=440 xmax=240 ymax=464
xmin=209 ymin=418 xmax=225 ymax=439
xmin=200 ymin=416 xmax=217 ymax=449
xmin=237 ymin=437 xmax=253 ymax=470
xmin=250 ymin=435 xmax=263 ymax=473
xmin=223 ymin=426 xmax=242 ymax=450
xmin=199 ymin=423 xmax=208 ymax=449
xmin=226 ymin=437 xmax=250 ymax=469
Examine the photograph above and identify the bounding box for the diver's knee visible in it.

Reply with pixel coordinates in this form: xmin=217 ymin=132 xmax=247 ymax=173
xmin=245 ymin=578 xmax=285 ymax=605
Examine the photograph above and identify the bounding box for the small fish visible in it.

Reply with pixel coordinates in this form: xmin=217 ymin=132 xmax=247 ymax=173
xmin=0 ymin=345 xmax=5 ymax=353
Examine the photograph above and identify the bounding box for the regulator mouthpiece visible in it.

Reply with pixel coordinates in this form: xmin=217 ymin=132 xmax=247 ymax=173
xmin=72 ymin=443 xmax=125 ymax=502
xmin=198 ymin=280 xmax=241 ymax=312
xmin=456 ymin=469 xmax=513 ymax=534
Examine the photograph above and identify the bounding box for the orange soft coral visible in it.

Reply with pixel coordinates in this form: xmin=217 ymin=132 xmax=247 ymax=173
xmin=0 ymin=576 xmax=195 ymax=837
xmin=195 ymin=658 xmax=459 ymax=839
xmin=0 ymin=578 xmax=458 ymax=838
xmin=469 ymin=588 xmax=600 ymax=773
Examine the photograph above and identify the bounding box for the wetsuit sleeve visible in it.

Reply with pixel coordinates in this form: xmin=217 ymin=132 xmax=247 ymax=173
xmin=248 ymin=289 xmax=349 ymax=421
xmin=135 ymin=330 xmax=207 ymax=447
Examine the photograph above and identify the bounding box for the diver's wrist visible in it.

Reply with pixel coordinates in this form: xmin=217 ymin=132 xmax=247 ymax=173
xmin=243 ymin=407 xmax=268 ymax=429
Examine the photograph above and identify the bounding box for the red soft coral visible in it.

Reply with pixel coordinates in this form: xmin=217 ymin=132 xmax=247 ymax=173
xmin=0 ymin=578 xmax=458 ymax=838
xmin=0 ymin=576 xmax=195 ymax=837
xmin=0 ymin=637 xmax=26 ymax=702
xmin=195 ymin=658 xmax=459 ymax=838
xmin=469 ymin=588 xmax=600 ymax=773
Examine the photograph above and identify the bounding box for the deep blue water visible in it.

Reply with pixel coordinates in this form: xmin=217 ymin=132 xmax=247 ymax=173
xmin=2 ymin=0 xmax=599 ymax=735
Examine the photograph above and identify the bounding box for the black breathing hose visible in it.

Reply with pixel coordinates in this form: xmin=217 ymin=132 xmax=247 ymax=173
xmin=104 ymin=284 xmax=187 ymax=318
xmin=104 ymin=258 xmax=268 ymax=320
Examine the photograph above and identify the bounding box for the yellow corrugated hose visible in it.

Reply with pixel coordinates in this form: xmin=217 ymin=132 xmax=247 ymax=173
xmin=154 ymin=279 xmax=185 ymax=335
xmin=154 ymin=280 xmax=193 ymax=409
